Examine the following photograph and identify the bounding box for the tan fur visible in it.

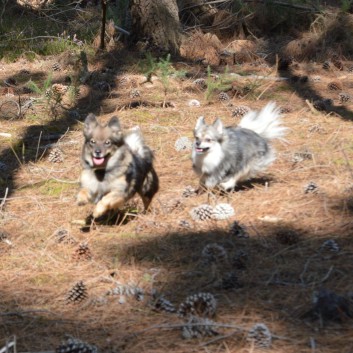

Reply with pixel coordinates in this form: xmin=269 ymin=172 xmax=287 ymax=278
xmin=77 ymin=114 xmax=159 ymax=218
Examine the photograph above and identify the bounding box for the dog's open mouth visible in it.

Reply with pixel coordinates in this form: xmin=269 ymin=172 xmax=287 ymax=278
xmin=93 ymin=157 xmax=106 ymax=166
xmin=195 ymin=147 xmax=209 ymax=153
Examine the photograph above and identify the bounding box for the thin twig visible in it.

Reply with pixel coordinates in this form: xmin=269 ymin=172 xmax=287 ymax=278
xmin=35 ymin=131 xmax=43 ymax=162
xmin=319 ymin=265 xmax=334 ymax=284
xmin=341 ymin=145 xmax=353 ymax=179
xmin=299 ymin=255 xmax=314 ymax=285
xmin=305 ymin=99 xmax=319 ymax=114
xmin=125 ymin=322 xmax=246 ymax=339
xmin=0 ymin=187 xmax=9 ymax=212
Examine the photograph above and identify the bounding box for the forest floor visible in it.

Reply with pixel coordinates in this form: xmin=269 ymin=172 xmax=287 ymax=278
xmin=1 ymin=29 xmax=353 ymax=353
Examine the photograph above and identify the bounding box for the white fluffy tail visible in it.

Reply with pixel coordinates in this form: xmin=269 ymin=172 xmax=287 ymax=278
xmin=124 ymin=126 xmax=146 ymax=157
xmin=238 ymin=102 xmax=287 ymax=141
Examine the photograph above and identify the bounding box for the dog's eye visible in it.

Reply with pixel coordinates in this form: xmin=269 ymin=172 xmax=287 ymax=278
xmin=105 ymin=140 xmax=111 ymax=146
xmin=205 ymin=138 xmax=212 ymax=143
xmin=90 ymin=139 xmax=96 ymax=145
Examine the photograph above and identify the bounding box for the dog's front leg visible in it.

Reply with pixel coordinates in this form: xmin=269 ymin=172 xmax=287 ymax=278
xmin=77 ymin=169 xmax=96 ymax=206
xmin=76 ymin=188 xmax=92 ymax=206
xmin=93 ymin=191 xmax=126 ymax=218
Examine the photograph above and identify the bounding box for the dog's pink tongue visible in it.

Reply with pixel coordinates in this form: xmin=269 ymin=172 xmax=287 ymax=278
xmin=93 ymin=157 xmax=105 ymax=166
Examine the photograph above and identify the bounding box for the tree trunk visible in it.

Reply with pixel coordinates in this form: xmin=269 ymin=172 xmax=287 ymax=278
xmin=130 ymin=0 xmax=181 ymax=54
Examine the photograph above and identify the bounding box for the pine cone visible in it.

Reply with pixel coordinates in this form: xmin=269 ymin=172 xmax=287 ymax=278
xmin=174 ymin=136 xmax=193 ymax=152
xmin=181 ymin=315 xmax=218 ymax=339
xmin=129 ymin=89 xmax=141 ymax=98
xmin=229 ymin=221 xmax=248 ymax=238
xmin=179 ymin=219 xmax=191 ymax=228
xmin=193 ymin=78 xmax=207 ymax=90
xmin=304 ymin=181 xmax=318 ymax=194
xmin=292 ymin=150 xmax=313 ymax=163
xmin=152 ymin=291 xmax=176 ymax=313
xmin=218 ymin=92 xmax=230 ymax=101
xmin=201 ymin=243 xmax=228 ymax=265
xmin=107 ymin=283 xmax=144 ymax=301
xmin=182 ymin=185 xmax=197 ymax=198
xmin=178 ymin=292 xmax=217 ymax=318
xmin=320 ymin=239 xmax=340 ymax=252
xmin=48 ymin=147 xmax=64 ymax=163
xmin=339 ymin=92 xmax=351 ymax=104
xmin=310 ymin=75 xmax=321 ymax=82
xmin=322 ymin=61 xmax=330 ymax=70
xmin=130 ymin=78 xmax=138 ymax=88
xmin=52 ymin=62 xmax=62 ymax=71
xmin=73 ymin=242 xmax=93 ymax=261
xmin=190 ymin=204 xmax=214 ymax=221
xmin=247 ymin=323 xmax=272 ymax=348
xmin=212 ymin=203 xmax=234 ymax=220
xmin=279 ymin=106 xmax=292 ymax=114
xmin=308 ymin=123 xmax=325 ymax=134
xmin=55 ymin=337 xmax=98 ymax=353
xmin=327 ymin=81 xmax=342 ymax=91
xmin=66 ymin=281 xmax=88 ymax=304
xmin=232 ymin=105 xmax=250 ymax=118
xmin=332 ymin=57 xmax=344 ymax=71
xmin=53 ymin=227 xmax=76 ymax=244
xmin=52 ymin=83 xmax=69 ymax=96
xmin=0 ymin=230 xmax=11 ymax=246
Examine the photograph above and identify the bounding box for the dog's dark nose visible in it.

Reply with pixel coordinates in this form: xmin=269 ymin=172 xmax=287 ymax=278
xmin=195 ymin=141 xmax=200 ymax=147
xmin=94 ymin=149 xmax=102 ymax=156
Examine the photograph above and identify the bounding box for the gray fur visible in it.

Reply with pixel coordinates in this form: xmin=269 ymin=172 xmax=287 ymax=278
xmin=192 ymin=102 xmax=285 ymax=191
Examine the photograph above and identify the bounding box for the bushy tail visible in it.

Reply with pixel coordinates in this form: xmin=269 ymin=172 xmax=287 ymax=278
xmin=124 ymin=126 xmax=153 ymax=160
xmin=238 ymin=102 xmax=287 ymax=141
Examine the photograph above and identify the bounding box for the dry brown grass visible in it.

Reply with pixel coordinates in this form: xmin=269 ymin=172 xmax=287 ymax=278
xmin=1 ymin=40 xmax=353 ymax=353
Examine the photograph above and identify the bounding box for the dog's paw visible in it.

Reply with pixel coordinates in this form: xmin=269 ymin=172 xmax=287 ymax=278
xmin=93 ymin=202 xmax=108 ymax=219
xmin=76 ymin=189 xmax=91 ymax=206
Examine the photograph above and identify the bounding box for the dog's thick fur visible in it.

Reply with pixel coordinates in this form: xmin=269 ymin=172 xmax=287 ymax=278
xmin=192 ymin=102 xmax=287 ymax=191
xmin=77 ymin=114 xmax=159 ymax=218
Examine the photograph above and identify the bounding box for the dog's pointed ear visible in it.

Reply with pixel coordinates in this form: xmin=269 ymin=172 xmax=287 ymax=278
xmin=108 ymin=116 xmax=121 ymax=130
xmin=195 ymin=116 xmax=206 ymax=130
xmin=84 ymin=113 xmax=98 ymax=136
xmin=108 ymin=116 xmax=123 ymax=140
xmin=212 ymin=118 xmax=224 ymax=134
